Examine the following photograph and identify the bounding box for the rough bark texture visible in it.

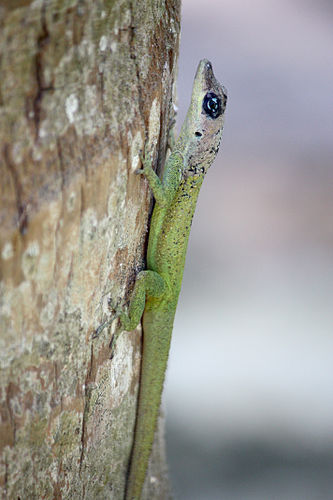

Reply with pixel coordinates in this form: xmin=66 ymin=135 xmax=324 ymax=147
xmin=0 ymin=0 xmax=180 ymax=498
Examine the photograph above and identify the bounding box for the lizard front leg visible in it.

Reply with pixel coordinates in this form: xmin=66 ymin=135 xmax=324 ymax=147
xmin=136 ymin=147 xmax=168 ymax=207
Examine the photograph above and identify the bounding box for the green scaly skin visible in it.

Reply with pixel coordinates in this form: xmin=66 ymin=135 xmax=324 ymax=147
xmin=116 ymin=60 xmax=227 ymax=499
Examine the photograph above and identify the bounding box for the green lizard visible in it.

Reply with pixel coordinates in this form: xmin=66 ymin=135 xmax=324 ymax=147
xmin=98 ymin=59 xmax=227 ymax=499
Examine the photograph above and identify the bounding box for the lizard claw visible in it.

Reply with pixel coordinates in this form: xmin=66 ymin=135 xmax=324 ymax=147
xmin=136 ymin=147 xmax=150 ymax=176
xmin=92 ymin=318 xmax=111 ymax=338
xmin=93 ymin=297 xmax=121 ymax=339
xmin=139 ymin=144 xmax=154 ymax=169
xmin=92 ymin=311 xmax=121 ymax=339
xmin=109 ymin=332 xmax=120 ymax=359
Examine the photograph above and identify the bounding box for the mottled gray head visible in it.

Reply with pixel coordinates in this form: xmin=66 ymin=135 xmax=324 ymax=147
xmin=179 ymin=59 xmax=227 ymax=176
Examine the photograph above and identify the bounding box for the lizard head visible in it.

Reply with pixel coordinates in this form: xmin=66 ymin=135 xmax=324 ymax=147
xmin=179 ymin=59 xmax=227 ymax=177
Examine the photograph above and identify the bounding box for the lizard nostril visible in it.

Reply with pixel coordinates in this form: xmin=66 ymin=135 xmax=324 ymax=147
xmin=195 ymin=131 xmax=202 ymax=137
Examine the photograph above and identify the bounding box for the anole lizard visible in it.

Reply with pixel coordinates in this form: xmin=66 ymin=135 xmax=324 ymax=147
xmin=98 ymin=59 xmax=227 ymax=499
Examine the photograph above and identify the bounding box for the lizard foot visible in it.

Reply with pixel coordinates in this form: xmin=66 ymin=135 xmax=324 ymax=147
xmin=135 ymin=144 xmax=155 ymax=176
xmin=92 ymin=297 xmax=121 ymax=339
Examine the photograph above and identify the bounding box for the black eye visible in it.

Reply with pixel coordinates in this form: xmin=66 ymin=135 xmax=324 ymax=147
xmin=203 ymin=92 xmax=221 ymax=119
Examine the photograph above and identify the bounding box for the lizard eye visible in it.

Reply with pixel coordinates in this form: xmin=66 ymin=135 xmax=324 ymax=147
xmin=203 ymin=92 xmax=221 ymax=119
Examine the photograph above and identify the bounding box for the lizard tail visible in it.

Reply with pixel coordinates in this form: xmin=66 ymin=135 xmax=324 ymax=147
xmin=125 ymin=311 xmax=173 ymax=500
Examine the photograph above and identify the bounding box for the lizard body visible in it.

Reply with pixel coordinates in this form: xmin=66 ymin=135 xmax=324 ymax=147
xmin=109 ymin=60 xmax=227 ymax=499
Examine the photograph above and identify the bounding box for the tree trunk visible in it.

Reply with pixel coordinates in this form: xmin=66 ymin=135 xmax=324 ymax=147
xmin=0 ymin=1 xmax=180 ymax=498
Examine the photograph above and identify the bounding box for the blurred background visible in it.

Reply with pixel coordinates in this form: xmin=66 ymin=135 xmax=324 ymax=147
xmin=164 ymin=1 xmax=333 ymax=499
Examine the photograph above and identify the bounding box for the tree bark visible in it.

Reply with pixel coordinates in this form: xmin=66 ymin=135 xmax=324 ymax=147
xmin=0 ymin=1 xmax=180 ymax=498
